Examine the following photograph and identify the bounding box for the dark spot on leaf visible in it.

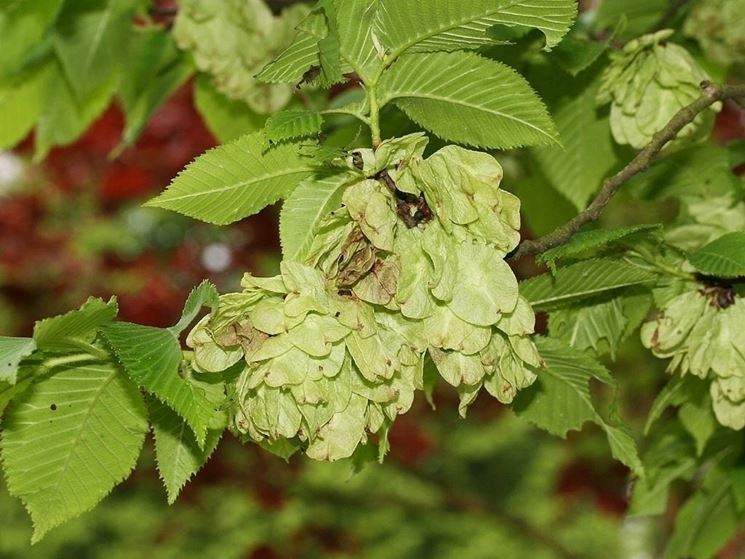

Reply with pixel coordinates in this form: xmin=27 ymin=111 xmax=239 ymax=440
xmin=50 ymin=404 xmax=57 ymax=411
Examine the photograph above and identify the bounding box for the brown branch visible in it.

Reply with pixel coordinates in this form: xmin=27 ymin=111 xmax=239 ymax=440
xmin=510 ymin=82 xmax=745 ymax=261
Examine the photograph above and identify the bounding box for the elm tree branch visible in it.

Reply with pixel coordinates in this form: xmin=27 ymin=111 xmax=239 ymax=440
xmin=510 ymin=82 xmax=745 ymax=261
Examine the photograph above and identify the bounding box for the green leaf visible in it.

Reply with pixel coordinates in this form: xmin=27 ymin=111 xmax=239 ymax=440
xmin=520 ymin=258 xmax=657 ymax=310
xmin=550 ymin=35 xmax=609 ymax=76
xmin=0 ymin=337 xmax=36 ymax=385
xmin=279 ymin=170 xmax=355 ymax=261
xmin=375 ymin=0 xmax=577 ymax=56
xmin=549 ymin=18 xmax=623 ymax=76
xmin=679 ymin=400 xmax=717 ymax=457
xmin=265 ymin=109 xmax=324 ymax=145
xmin=170 ymin=280 xmax=220 ymax=337
xmin=629 ymin=425 xmax=697 ymax=516
xmin=145 ymin=132 xmax=317 ymax=225
xmin=664 ymin=466 xmax=743 ymax=559
xmin=34 ymin=57 xmax=117 ymax=161
xmin=0 ymin=0 xmax=59 ymax=76
xmin=510 ymin=170 xmax=577 ymax=236
xmin=626 ymin=145 xmax=742 ymax=201
xmin=1 ymin=361 xmax=148 ymax=542
xmin=52 ymin=0 xmax=136 ymax=98
xmin=33 ymin=297 xmax=117 ymax=353
xmin=0 ymin=64 xmax=49 ymax=150
xmin=256 ymin=10 xmax=325 ymax=84
xmin=549 ymin=297 xmax=628 ymax=358
xmin=0 ymin=370 xmax=34 ymax=417
xmin=512 ymin=337 xmax=643 ymax=476
xmin=259 ymin=438 xmax=302 ymax=461
xmin=193 ymin=74 xmax=266 ymax=144
xmin=150 ymin=398 xmax=222 ymax=504
xmin=116 ymin=28 xmax=193 ymax=150
xmin=531 ymin=78 xmax=619 ymax=209
xmin=644 ymin=375 xmax=704 ymax=435
xmin=539 ymin=224 xmax=662 ymax=271
xmin=100 ymin=323 xmax=216 ymax=446
xmin=335 ymin=0 xmax=382 ymax=82
xmin=688 ymin=232 xmax=745 ymax=278
xmin=378 ymin=51 xmax=559 ymax=149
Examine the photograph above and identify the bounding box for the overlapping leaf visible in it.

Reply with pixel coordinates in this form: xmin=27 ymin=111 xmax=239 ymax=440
xmin=265 ymin=110 xmax=324 ymax=145
xmin=150 ymin=398 xmax=223 ymax=504
xmin=0 ymin=338 xmax=36 ymax=384
xmin=688 ymin=232 xmax=745 ymax=278
xmin=520 ymin=259 xmax=657 ymax=310
xmin=33 ymin=297 xmax=117 ymax=353
xmin=539 ymin=224 xmax=662 ymax=270
xmin=375 ymin=0 xmax=577 ymax=56
xmin=256 ymin=9 xmax=326 ymax=84
xmin=102 ymin=281 xmax=221 ymax=445
xmin=335 ymin=0 xmax=382 ymax=82
xmin=279 ymin=170 xmax=356 ymax=261
xmin=146 ymin=133 xmax=317 ymax=225
xmin=101 ymin=323 xmax=216 ymax=447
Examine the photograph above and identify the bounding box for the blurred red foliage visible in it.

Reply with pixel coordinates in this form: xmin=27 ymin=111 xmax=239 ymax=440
xmin=0 ymin=82 xmax=280 ymax=334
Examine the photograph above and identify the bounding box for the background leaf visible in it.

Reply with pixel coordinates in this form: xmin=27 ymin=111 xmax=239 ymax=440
xmin=664 ymin=465 xmax=743 ymax=559
xmin=0 ymin=64 xmax=49 ymax=150
xmin=34 ymin=58 xmax=117 ymax=161
xmin=0 ymin=0 xmax=59 ymax=76
xmin=193 ymin=75 xmax=266 ymax=144
xmin=52 ymin=0 xmax=136 ymax=98
xmin=116 ymin=28 xmax=193 ymax=150
xmin=626 ymin=145 xmax=742 ymax=201
xmin=531 ymin=77 xmax=619 ymax=209
xmin=512 ymin=337 xmax=643 ymax=476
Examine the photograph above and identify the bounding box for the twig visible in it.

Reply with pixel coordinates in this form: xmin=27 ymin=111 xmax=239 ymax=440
xmin=510 ymin=82 xmax=745 ymax=261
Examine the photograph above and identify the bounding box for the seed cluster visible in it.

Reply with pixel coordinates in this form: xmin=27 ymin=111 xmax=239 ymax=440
xmin=187 ymin=134 xmax=541 ymax=460
xmin=597 ymin=30 xmax=716 ymax=149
